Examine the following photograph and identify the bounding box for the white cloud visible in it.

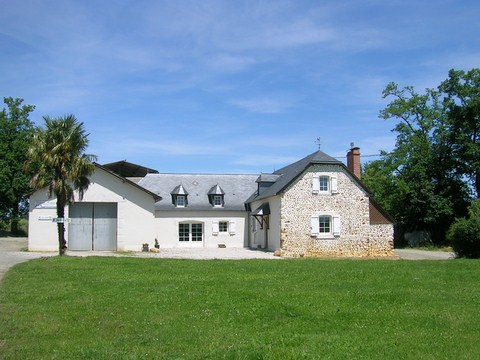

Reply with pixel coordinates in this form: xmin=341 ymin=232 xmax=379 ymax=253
xmin=1 ymin=0 xmax=478 ymax=174
xmin=225 ymin=18 xmax=335 ymax=51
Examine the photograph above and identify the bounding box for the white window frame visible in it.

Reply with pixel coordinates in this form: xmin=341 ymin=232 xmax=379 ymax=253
xmin=219 ymin=221 xmax=228 ymax=232
xmin=212 ymin=220 xmax=236 ymax=235
xmin=213 ymin=195 xmax=223 ymax=207
xmin=312 ymin=174 xmax=338 ymax=194
xmin=176 ymin=195 xmax=186 ymax=207
xmin=179 ymin=222 xmax=203 ymax=245
xmin=319 ymin=216 xmax=331 ymax=234
xmin=319 ymin=176 xmax=329 ymax=192
xmin=310 ymin=215 xmax=340 ymax=238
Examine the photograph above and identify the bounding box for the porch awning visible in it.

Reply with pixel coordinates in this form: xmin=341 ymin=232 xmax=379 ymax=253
xmin=252 ymin=202 xmax=270 ymax=216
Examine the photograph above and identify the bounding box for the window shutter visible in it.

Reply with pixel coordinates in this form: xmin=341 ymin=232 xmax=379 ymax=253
xmin=333 ymin=216 xmax=341 ymax=236
xmin=331 ymin=176 xmax=338 ymax=194
xmin=229 ymin=221 xmax=236 ymax=235
xmin=212 ymin=220 xmax=219 ymax=235
xmin=312 ymin=175 xmax=320 ymax=194
xmin=310 ymin=215 xmax=319 ymax=236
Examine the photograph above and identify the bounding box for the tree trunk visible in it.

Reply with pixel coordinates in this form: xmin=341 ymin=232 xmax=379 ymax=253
xmin=56 ymin=199 xmax=67 ymax=256
xmin=476 ymin=172 xmax=480 ymax=199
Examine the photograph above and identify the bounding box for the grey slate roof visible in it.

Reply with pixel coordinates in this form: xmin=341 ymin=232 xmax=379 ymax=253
xmin=138 ymin=173 xmax=258 ymax=211
xmin=256 ymin=173 xmax=281 ymax=183
xmin=247 ymin=150 xmax=344 ymax=203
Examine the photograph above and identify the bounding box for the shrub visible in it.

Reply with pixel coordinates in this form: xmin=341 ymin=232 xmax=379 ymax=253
xmin=0 ymin=218 xmax=28 ymax=236
xmin=17 ymin=218 xmax=28 ymax=236
xmin=448 ymin=200 xmax=480 ymax=258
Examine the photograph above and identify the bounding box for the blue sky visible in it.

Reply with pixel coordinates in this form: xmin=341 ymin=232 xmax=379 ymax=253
xmin=1 ymin=0 xmax=479 ymax=174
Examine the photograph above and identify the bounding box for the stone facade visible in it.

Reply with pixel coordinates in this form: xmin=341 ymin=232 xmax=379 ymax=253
xmin=279 ymin=164 xmax=394 ymax=257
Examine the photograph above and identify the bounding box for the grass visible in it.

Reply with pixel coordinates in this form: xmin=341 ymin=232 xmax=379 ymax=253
xmin=1 ymin=257 xmax=479 ymax=359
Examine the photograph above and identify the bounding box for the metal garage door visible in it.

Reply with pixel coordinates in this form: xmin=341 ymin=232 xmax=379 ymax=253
xmin=68 ymin=203 xmax=117 ymax=251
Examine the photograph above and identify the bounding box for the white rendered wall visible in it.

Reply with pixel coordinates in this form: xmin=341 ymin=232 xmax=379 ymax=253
xmin=154 ymin=210 xmax=248 ymax=248
xmin=249 ymin=196 xmax=281 ymax=251
xmin=28 ymin=167 xmax=156 ymax=252
xmin=28 ymin=189 xmax=60 ymax=251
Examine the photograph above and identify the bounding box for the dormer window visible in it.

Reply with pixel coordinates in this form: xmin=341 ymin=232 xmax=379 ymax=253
xmin=171 ymin=185 xmax=188 ymax=207
xmin=176 ymin=195 xmax=186 ymax=207
xmin=256 ymin=173 xmax=281 ymax=195
xmin=213 ymin=195 xmax=223 ymax=207
xmin=208 ymin=184 xmax=225 ymax=208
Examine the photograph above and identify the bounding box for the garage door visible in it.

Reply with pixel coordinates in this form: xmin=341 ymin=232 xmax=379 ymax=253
xmin=68 ymin=202 xmax=117 ymax=251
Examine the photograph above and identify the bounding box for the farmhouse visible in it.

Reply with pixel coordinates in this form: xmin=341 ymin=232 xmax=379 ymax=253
xmin=28 ymin=147 xmax=394 ymax=257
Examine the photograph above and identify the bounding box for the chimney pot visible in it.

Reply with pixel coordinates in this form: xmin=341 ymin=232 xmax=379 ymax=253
xmin=347 ymin=146 xmax=361 ymax=179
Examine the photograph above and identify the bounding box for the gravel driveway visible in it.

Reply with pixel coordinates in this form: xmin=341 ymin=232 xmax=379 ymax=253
xmin=0 ymin=237 xmax=456 ymax=282
xmin=0 ymin=237 xmax=56 ymax=282
xmin=394 ymin=248 xmax=456 ymax=260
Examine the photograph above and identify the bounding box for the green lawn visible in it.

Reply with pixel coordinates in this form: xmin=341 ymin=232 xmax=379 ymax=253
xmin=0 ymin=257 xmax=479 ymax=359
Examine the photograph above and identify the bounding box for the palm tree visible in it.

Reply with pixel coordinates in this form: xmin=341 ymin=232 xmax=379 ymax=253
xmin=27 ymin=115 xmax=96 ymax=255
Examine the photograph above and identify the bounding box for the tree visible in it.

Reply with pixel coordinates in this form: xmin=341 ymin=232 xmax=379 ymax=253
xmin=439 ymin=69 xmax=480 ymax=197
xmin=0 ymin=97 xmax=36 ymax=234
xmin=363 ymin=74 xmax=473 ymax=245
xmin=447 ymin=199 xmax=480 ymax=258
xmin=27 ymin=115 xmax=96 ymax=255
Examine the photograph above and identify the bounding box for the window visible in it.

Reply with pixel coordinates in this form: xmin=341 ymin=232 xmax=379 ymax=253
xmin=319 ymin=176 xmax=329 ymax=191
xmin=179 ymin=223 xmax=190 ymax=241
xmin=219 ymin=221 xmax=228 ymax=232
xmin=311 ymin=215 xmax=340 ymax=237
xmin=312 ymin=174 xmax=338 ymax=194
xmin=191 ymin=224 xmax=203 ymax=242
xmin=319 ymin=216 xmax=330 ymax=233
xmin=171 ymin=185 xmax=188 ymax=207
xmin=212 ymin=220 xmax=236 ymax=235
xmin=176 ymin=195 xmax=186 ymax=207
xmin=207 ymin=185 xmax=225 ymax=207
xmin=179 ymin=223 xmax=203 ymax=242
xmin=213 ymin=195 xmax=223 ymax=207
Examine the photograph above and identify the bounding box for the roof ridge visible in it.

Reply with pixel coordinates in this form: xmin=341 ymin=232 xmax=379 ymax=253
xmin=144 ymin=173 xmax=260 ymax=176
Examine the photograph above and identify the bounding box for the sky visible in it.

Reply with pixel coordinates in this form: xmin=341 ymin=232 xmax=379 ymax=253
xmin=1 ymin=0 xmax=479 ymax=174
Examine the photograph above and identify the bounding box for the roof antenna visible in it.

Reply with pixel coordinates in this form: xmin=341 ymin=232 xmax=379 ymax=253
xmin=315 ymin=137 xmax=321 ymax=150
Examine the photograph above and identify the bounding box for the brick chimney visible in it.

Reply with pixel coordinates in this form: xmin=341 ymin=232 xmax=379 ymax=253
xmin=347 ymin=145 xmax=361 ymax=179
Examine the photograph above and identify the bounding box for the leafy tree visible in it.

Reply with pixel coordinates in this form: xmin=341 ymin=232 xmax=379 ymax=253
xmin=27 ymin=115 xmax=96 ymax=255
xmin=363 ymin=74 xmax=474 ymax=245
xmin=439 ymin=69 xmax=480 ymax=197
xmin=0 ymin=97 xmax=36 ymax=234
xmin=447 ymin=200 xmax=480 ymax=258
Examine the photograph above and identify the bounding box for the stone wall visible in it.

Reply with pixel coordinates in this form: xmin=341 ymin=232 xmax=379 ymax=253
xmin=279 ymin=164 xmax=394 ymax=257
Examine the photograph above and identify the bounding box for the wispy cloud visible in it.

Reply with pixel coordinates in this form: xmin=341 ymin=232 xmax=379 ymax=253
xmin=230 ymin=96 xmax=295 ymax=114
xmin=207 ymin=54 xmax=259 ymax=73
xmin=1 ymin=0 xmax=478 ymax=173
